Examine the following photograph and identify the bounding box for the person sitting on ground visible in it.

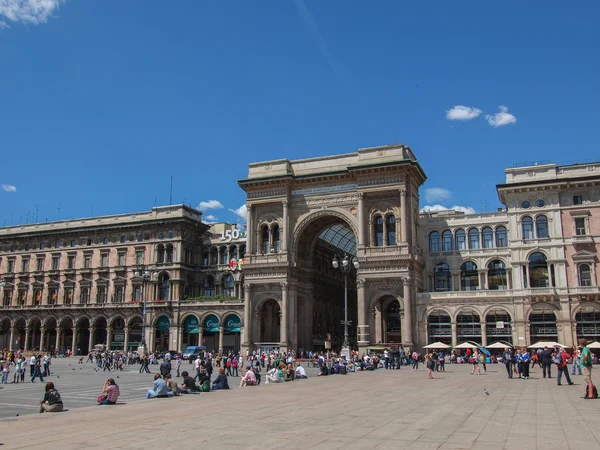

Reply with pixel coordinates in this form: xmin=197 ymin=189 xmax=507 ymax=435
xmin=212 ymin=367 xmax=230 ymax=390
xmin=265 ymin=365 xmax=281 ymax=383
xmin=99 ymin=378 xmax=120 ymax=405
xmin=295 ymin=362 xmax=307 ymax=379
xmin=39 ymin=382 xmax=63 ymax=413
xmin=317 ymin=363 xmax=329 ymax=377
xmin=164 ymin=374 xmax=180 ymax=396
xmin=199 ymin=370 xmax=211 ymax=392
xmin=146 ymin=373 xmax=169 ymax=399
xmin=285 ymin=363 xmax=296 ymax=381
xmin=239 ymin=366 xmax=256 ymax=387
xmin=180 ymin=370 xmax=197 ymax=394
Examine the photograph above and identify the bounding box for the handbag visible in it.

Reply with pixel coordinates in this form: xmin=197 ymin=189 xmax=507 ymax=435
xmin=97 ymin=395 xmax=108 ymax=403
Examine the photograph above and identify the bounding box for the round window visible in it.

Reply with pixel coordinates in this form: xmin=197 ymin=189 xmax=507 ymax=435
xmin=521 ymin=201 xmax=531 ymax=209
xmin=535 ymin=199 xmax=545 ymax=208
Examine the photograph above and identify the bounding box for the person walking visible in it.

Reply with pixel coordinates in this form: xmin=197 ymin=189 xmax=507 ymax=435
xmin=580 ymin=339 xmax=596 ymax=399
xmin=470 ymin=350 xmax=481 ymax=375
xmin=425 ymin=352 xmax=434 ymax=379
xmin=412 ymin=351 xmax=419 ymax=370
xmin=541 ymin=346 xmax=553 ymax=379
xmin=231 ymin=355 xmax=239 ymax=377
xmin=556 ymin=347 xmax=573 ymax=386
xmin=503 ymin=347 xmax=514 ymax=379
xmin=520 ymin=348 xmax=531 ymax=379
xmin=1 ymin=358 xmax=10 ymax=384
xmin=571 ymin=345 xmax=582 ymax=376
xmin=31 ymin=359 xmax=44 ymax=383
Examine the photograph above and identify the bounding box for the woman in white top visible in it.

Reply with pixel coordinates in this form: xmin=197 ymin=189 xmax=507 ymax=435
xmin=295 ymin=363 xmax=307 ymax=379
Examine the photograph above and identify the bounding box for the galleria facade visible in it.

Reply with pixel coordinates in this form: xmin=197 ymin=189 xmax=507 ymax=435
xmin=0 ymin=144 xmax=599 ymax=354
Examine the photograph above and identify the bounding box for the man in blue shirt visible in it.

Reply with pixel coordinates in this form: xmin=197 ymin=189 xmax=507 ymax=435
xmin=146 ymin=374 xmax=168 ymax=399
xmin=520 ymin=349 xmax=531 ymax=379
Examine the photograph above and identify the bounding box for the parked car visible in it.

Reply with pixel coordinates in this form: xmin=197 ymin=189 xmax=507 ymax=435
xmin=182 ymin=345 xmax=206 ymax=360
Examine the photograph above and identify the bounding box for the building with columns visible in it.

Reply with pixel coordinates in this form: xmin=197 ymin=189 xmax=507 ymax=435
xmin=1 ymin=146 xmax=599 ymax=354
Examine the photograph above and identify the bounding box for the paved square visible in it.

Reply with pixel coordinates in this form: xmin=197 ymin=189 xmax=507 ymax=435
xmin=1 ymin=360 xmax=599 ymax=449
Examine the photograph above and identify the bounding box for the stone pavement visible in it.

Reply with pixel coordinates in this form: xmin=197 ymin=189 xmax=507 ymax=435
xmin=1 ymin=362 xmax=600 ymax=449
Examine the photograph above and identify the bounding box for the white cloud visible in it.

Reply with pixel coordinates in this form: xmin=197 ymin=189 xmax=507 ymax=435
xmin=229 ymin=204 xmax=247 ymax=222
xmin=2 ymin=184 xmax=17 ymax=192
xmin=424 ymin=187 xmax=452 ymax=203
xmin=205 ymin=214 xmax=217 ymax=221
xmin=0 ymin=0 xmax=66 ymax=26
xmin=446 ymin=105 xmax=482 ymax=121
xmin=485 ymin=105 xmax=517 ymax=127
xmin=420 ymin=204 xmax=476 ymax=215
xmin=196 ymin=200 xmax=223 ymax=211
xmin=0 ymin=20 xmax=9 ymax=29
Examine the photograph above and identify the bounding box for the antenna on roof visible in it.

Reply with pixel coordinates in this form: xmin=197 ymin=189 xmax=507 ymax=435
xmin=58 ymin=202 xmax=62 ymax=220
xmin=34 ymin=204 xmax=42 ymax=223
xmin=169 ymin=176 xmax=173 ymax=205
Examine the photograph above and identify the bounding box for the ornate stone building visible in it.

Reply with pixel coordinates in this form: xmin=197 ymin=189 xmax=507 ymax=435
xmin=1 ymin=146 xmax=599 ymax=353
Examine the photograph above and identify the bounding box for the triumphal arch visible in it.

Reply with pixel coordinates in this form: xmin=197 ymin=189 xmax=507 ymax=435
xmin=239 ymin=144 xmax=426 ymax=354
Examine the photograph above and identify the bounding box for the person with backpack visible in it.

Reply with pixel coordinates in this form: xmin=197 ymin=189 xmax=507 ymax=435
xmin=579 ymin=339 xmax=597 ymax=399
xmin=540 ymin=346 xmax=553 ymax=379
xmin=555 ymin=346 xmax=573 ymax=386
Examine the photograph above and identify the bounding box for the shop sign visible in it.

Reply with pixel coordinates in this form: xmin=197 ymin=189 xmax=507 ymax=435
xmin=157 ymin=315 xmax=170 ymax=332
xmin=184 ymin=316 xmax=200 ymax=334
xmin=204 ymin=314 xmax=220 ymax=333
xmin=225 ymin=314 xmax=241 ymax=332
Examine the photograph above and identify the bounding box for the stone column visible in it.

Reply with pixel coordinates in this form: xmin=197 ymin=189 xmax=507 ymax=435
xmin=106 ymin=327 xmax=112 ymax=349
xmin=9 ymin=326 xmax=14 ymax=351
xmin=451 ymin=322 xmax=458 ymax=347
xmin=402 ymin=277 xmax=414 ymax=346
xmin=55 ymin=328 xmax=61 ymax=353
xmin=358 ymin=192 xmax=366 ymax=247
xmin=72 ymin=327 xmax=78 ymax=354
xmin=282 ymin=200 xmax=289 ymax=252
xmin=357 ymin=279 xmax=368 ymax=350
xmin=39 ymin=326 xmax=46 ymax=352
xmin=400 ymin=188 xmax=408 ymax=244
xmin=481 ymin=321 xmax=487 ymax=347
xmin=280 ymin=282 xmax=288 ymax=348
xmin=479 ymin=269 xmax=488 ymax=290
xmin=89 ymin=327 xmax=95 ymax=350
xmin=198 ymin=327 xmax=204 ymax=347
xmin=246 ymin=204 xmax=253 ymax=255
xmin=24 ymin=327 xmax=30 ymax=351
xmin=123 ymin=326 xmax=129 ymax=352
xmin=373 ymin=306 xmax=382 ymax=343
xmin=243 ymin=284 xmax=252 ymax=347
xmin=507 ymin=269 xmax=513 ymax=290
xmin=218 ymin=326 xmax=224 ymax=352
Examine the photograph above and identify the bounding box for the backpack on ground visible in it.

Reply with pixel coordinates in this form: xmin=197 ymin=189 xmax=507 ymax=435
xmin=584 ymin=384 xmax=598 ymax=399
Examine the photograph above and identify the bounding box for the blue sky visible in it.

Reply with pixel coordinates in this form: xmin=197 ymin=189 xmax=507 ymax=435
xmin=1 ymin=1 xmax=599 ymax=226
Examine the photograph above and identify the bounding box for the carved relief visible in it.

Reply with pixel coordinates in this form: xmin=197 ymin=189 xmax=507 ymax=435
xmin=290 ymin=195 xmax=358 ymax=209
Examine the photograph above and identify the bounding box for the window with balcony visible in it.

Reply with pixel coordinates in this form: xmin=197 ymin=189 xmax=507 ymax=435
xmin=157 ymin=244 xmax=165 ymax=263
xmin=223 ymin=274 xmax=234 ymax=296
xmin=97 ymin=287 xmax=107 ymax=304
xmin=22 ymin=258 xmax=30 ymax=272
xmin=81 ymin=287 xmax=90 ymax=304
xmin=272 ymin=225 xmax=280 ymax=252
xmin=522 ymin=216 xmax=534 ymax=240
xmin=64 ymin=288 xmax=73 ymax=305
xmin=575 ymin=217 xmax=586 ymax=236
xmin=52 ymin=256 xmax=60 ymax=270
xmin=460 ymin=261 xmax=479 ymax=291
xmin=468 ymin=229 xmax=480 ymax=249
xmin=100 ymin=254 xmax=109 ymax=267
xmin=114 ymin=286 xmax=124 ymax=303
xmin=536 ymin=215 xmax=549 ymax=238
xmin=386 ymin=215 xmax=396 ymax=245
xmin=84 ymin=255 xmax=91 ymax=268
xmin=67 ymin=255 xmax=75 ymax=269
xmin=204 ymin=275 xmax=215 ymax=297
xmin=488 ymin=260 xmax=507 ymax=290
xmin=7 ymin=259 xmax=14 ymax=273
xmin=220 ymin=247 xmax=228 ymax=265
xmin=529 ymin=252 xmax=549 ymax=288
xmin=133 ymin=285 xmax=141 ymax=301
xmin=34 ymin=289 xmax=42 ymax=305
xmin=136 ymin=251 xmax=144 ymax=265
xmin=118 ymin=252 xmax=126 ymax=266
xmin=17 ymin=289 xmax=26 ymax=306
xmin=579 ymin=264 xmax=592 ymax=287
xmin=37 ymin=258 xmax=44 ymax=271
xmin=261 ymin=226 xmax=270 ymax=253
xmin=48 ymin=288 xmax=57 ymax=305
xmin=429 ymin=231 xmax=440 ymax=252
xmin=482 ymin=227 xmax=494 ymax=248
xmin=496 ymin=226 xmax=508 ymax=248
xmin=166 ymin=244 xmax=173 ymax=263
xmin=211 ymin=248 xmax=218 ymax=265
xmin=455 ymin=229 xmax=466 ymax=250
xmin=442 ymin=230 xmax=453 ymax=251
xmin=433 ymin=263 xmax=452 ymax=292
xmin=3 ymin=289 xmax=13 ymax=306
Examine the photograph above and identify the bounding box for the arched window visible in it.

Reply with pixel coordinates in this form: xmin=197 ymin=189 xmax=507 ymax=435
xmin=159 ymin=274 xmax=170 ymax=300
xmin=460 ymin=261 xmax=479 ymax=291
xmin=529 ymin=252 xmax=549 ymax=288
xmin=536 ymin=215 xmax=549 ymax=238
xmin=223 ymin=274 xmax=234 ymax=296
xmin=434 ymin=263 xmax=452 ymax=292
xmin=427 ymin=310 xmax=451 ymax=344
xmin=166 ymin=244 xmax=173 ymax=263
xmin=157 ymin=244 xmax=165 ymax=263
xmin=455 ymin=229 xmax=466 ymax=250
xmin=386 ymin=215 xmax=396 ymax=245
xmin=230 ymin=246 xmax=238 ymax=260
xmin=210 ymin=247 xmax=218 ymax=265
xmin=272 ymin=225 xmax=280 ymax=252
xmin=204 ymin=275 xmax=215 ymax=297
xmin=429 ymin=231 xmax=440 ymax=252
xmin=482 ymin=227 xmax=494 ymax=248
xmin=219 ymin=247 xmax=228 ymax=265
xmin=579 ymin=264 xmax=592 ymax=287
xmin=496 ymin=226 xmax=508 ymax=247
xmin=261 ymin=226 xmax=269 ymax=254
xmin=468 ymin=229 xmax=480 ymax=249
xmin=522 ymin=216 xmax=534 ymax=240
xmin=488 ymin=260 xmax=507 ymax=290
xmin=239 ymin=245 xmax=246 ymax=258
xmin=374 ymin=216 xmax=384 ymax=247
xmin=442 ymin=230 xmax=453 ymax=251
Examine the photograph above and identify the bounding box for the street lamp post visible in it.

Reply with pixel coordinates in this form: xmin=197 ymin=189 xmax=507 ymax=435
xmin=134 ymin=267 xmax=153 ymax=354
xmin=332 ymin=254 xmax=359 ymax=359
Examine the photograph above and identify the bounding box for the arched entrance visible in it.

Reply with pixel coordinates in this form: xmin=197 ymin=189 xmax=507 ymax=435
xmin=223 ymin=313 xmax=242 ymax=353
xmin=93 ymin=317 xmax=108 ymax=347
xmin=258 ymin=299 xmax=280 ymax=347
xmin=575 ymin=304 xmax=600 ymax=343
xmin=456 ymin=308 xmax=482 ymax=344
xmin=154 ymin=315 xmax=170 ymax=351
xmin=203 ymin=314 xmax=220 ymax=351
xmin=128 ymin=317 xmax=143 ymax=352
xmin=182 ymin=315 xmax=200 ymax=347
xmin=28 ymin=318 xmax=42 ymax=351
xmin=43 ymin=317 xmax=58 ymax=353
xmin=485 ymin=309 xmax=513 ymax=345
xmin=529 ymin=307 xmax=558 ymax=343
xmin=427 ymin=310 xmax=451 ymax=345
xmin=75 ymin=317 xmax=90 ymax=355
xmin=110 ymin=317 xmax=126 ymax=351
xmin=0 ymin=318 xmax=10 ymax=350
xmin=375 ymin=296 xmax=402 ymax=344
xmin=13 ymin=318 xmax=26 ymax=350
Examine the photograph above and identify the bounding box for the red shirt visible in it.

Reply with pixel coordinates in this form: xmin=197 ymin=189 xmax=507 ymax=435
xmin=559 ymin=350 xmax=570 ymax=368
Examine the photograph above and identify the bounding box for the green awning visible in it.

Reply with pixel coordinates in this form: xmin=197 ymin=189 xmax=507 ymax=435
xmin=224 ymin=314 xmax=241 ymax=333
xmin=184 ymin=315 xmax=200 ymax=334
xmin=203 ymin=314 xmax=220 ymax=333
xmin=157 ymin=315 xmax=170 ymax=332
